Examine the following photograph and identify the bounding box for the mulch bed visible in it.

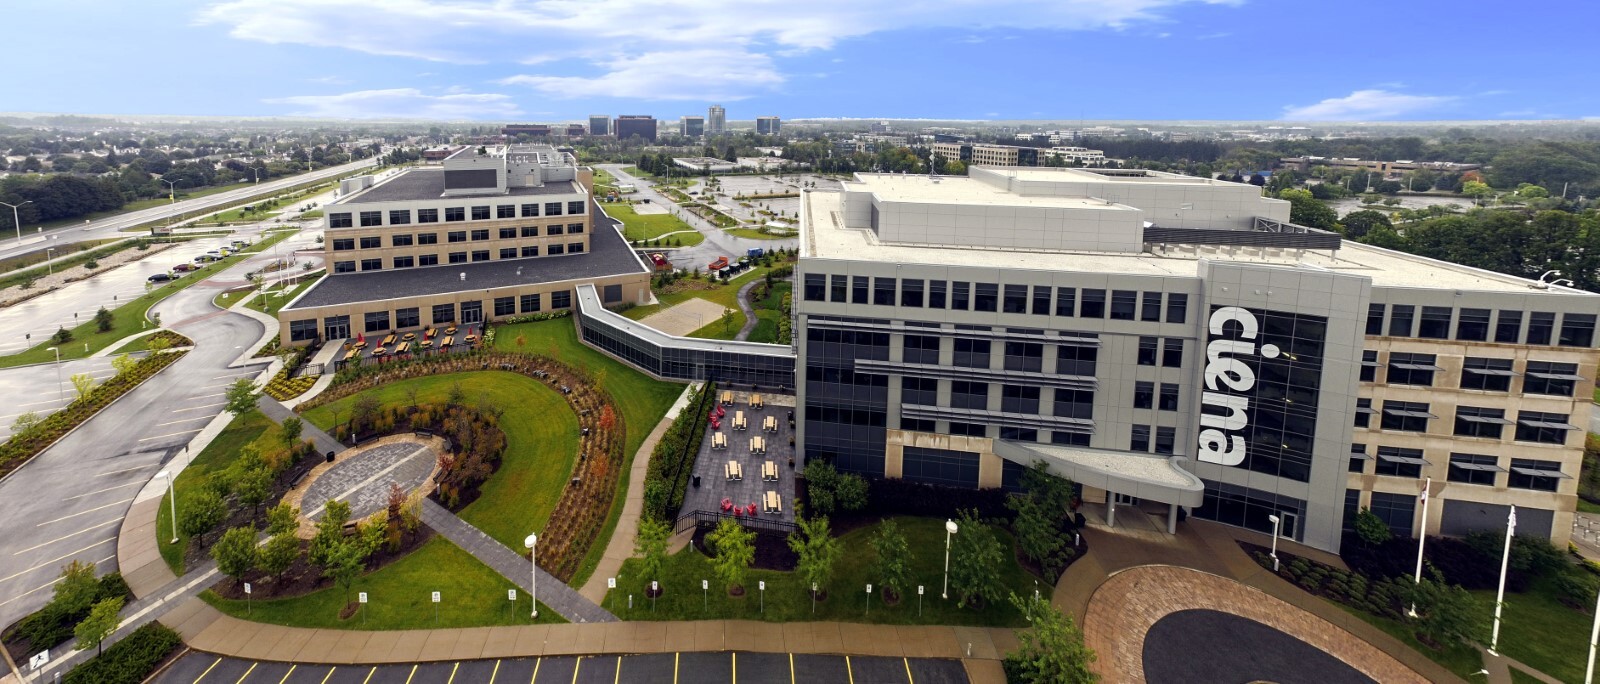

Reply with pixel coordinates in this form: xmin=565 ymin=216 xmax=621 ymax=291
xmin=689 ymin=526 xmax=798 ymax=571
xmin=175 ymin=452 xmax=321 ymax=572
xmin=209 ymin=527 xmax=433 ymax=600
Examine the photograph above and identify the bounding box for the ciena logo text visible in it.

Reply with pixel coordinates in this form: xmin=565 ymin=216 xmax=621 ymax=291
xmin=1197 ymin=306 xmax=1280 ymax=466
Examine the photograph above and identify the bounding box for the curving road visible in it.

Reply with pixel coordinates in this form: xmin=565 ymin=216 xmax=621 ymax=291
xmin=597 ymin=165 xmax=797 ymax=268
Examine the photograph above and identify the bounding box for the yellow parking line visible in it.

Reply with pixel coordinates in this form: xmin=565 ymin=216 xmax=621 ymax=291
xmin=732 ymin=652 xmax=737 ymax=683
xmin=789 ymin=653 xmax=795 ymax=684
xmin=319 ymin=666 xmax=337 ymax=684
xmin=192 ymin=657 xmax=222 ymax=683
xmin=234 ymin=662 xmax=257 ymax=683
xmin=904 ymin=658 xmax=914 ymax=684
xmin=845 ymin=656 xmax=854 ymax=684
xmin=614 ymin=655 xmax=621 ymax=684
xmin=447 ymin=662 xmax=460 ymax=683
xmin=278 ymin=664 xmax=297 ymax=684
xmin=673 ymin=653 xmax=679 ymax=684
xmin=405 ymin=664 xmax=418 ymax=684
xmin=489 ymin=660 xmax=500 ymax=684
xmin=362 ymin=666 xmax=377 ymax=684
xmin=531 ymin=657 xmax=541 ymax=683
xmin=571 ymin=656 xmax=582 ymax=684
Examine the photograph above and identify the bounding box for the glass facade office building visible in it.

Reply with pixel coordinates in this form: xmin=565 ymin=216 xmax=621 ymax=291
xmin=574 ymin=285 xmax=794 ymax=387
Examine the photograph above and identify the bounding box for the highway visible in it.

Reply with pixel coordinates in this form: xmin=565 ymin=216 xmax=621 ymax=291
xmin=0 ymin=157 xmax=374 ymax=262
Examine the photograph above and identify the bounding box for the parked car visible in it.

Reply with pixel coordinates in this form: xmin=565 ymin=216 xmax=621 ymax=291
xmin=172 ymin=263 xmax=197 ymax=272
xmin=231 ymin=239 xmax=250 ymax=249
xmin=147 ymin=273 xmax=176 ymax=283
xmin=194 ymin=254 xmax=220 ymax=263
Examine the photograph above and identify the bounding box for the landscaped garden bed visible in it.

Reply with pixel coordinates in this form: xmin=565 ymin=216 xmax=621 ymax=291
xmin=2 ymin=565 xmax=131 ymax=662
xmin=61 ymin=622 xmax=182 ymax=684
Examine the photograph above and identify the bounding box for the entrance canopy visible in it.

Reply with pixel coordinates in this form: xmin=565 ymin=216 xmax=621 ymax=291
xmin=994 ymin=440 xmax=1206 ymax=508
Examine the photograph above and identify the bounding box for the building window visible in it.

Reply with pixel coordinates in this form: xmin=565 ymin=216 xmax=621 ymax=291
xmin=974 ymin=283 xmax=998 ymax=312
xmin=1354 ymin=398 xmax=1373 ymax=428
xmin=1154 ymin=427 xmax=1175 ymax=454
xmin=470 ymin=229 xmax=489 ymax=241
xmin=499 ymin=248 xmax=516 ymax=259
xmin=499 ymin=227 xmax=517 ymax=239
xmin=1524 ymin=361 xmax=1581 ymax=397
xmin=1527 ymin=312 xmax=1555 ymax=345
xmin=1359 ymin=350 xmax=1379 ymax=382
xmin=953 ymin=338 xmax=991 ymax=369
xmin=899 ymin=279 xmax=924 ymax=307
xmin=1376 ymin=446 xmax=1427 ymax=478
xmin=1161 ymin=338 xmax=1184 ymax=368
xmin=363 ymin=311 xmax=390 ymax=333
xmin=497 ymin=204 xmax=515 ymax=219
xmin=1133 ymin=381 xmax=1154 ymax=409
xmin=874 ymin=277 xmax=896 ymax=306
xmin=1004 ymin=285 xmax=1028 ymax=314
xmin=1000 ymin=385 xmax=1040 ymax=414
xmin=1137 ymin=337 xmax=1157 ymax=366
xmin=544 ymin=202 xmax=563 ymax=216
xmin=1140 ymin=291 xmax=1163 ymax=322
xmin=1031 ymin=286 xmax=1052 ymax=315
xmin=1388 ymin=305 xmax=1414 ymax=337
xmin=1057 ymin=345 xmax=1097 ymax=376
xmin=389 ymin=210 xmax=412 ymax=225
xmin=928 ymin=280 xmax=946 ymax=308
xmin=356 ymin=210 xmax=380 ymax=227
xmin=521 ymin=204 xmax=539 ymax=218
xmin=418 ymin=232 xmax=438 ymax=245
xmin=1448 ymin=453 xmax=1500 ymax=486
xmin=1386 ymin=352 xmax=1438 ymax=386
xmin=1055 ymin=287 xmax=1076 ymax=317
xmin=551 ymin=290 xmax=571 ymax=309
xmin=1560 ymin=313 xmax=1596 ymax=347
xmin=1080 ymin=289 xmax=1106 ymax=318
xmin=520 ymin=246 xmax=538 ymax=257
xmin=950 ymin=381 xmax=988 ymax=410
xmin=518 ymin=226 xmax=536 ymax=238
xmin=1457 ymin=308 xmax=1490 ymax=341
xmin=494 ymin=297 xmax=515 ymax=316
xmin=448 ymin=252 xmax=467 ymax=264
xmin=1000 ymin=427 xmax=1039 ymax=442
xmin=804 ymin=274 xmax=826 ymax=301
xmin=567 ymin=201 xmax=585 ymax=215
xmin=392 ymin=234 xmax=414 ymax=247
xmin=1051 ymin=431 xmax=1090 ymax=446
xmin=1365 ymin=303 xmax=1385 ymax=335
xmin=471 ymin=250 xmax=490 ymax=262
xmin=1130 ymin=425 xmax=1150 ymax=452
xmin=949 ymin=422 xmax=987 ymax=437
xmin=519 ymin=292 xmax=542 ymax=313
xmin=1109 ymin=290 xmax=1137 ymax=320
xmin=901 ymin=417 xmax=936 ymax=432
xmin=1454 ymin=406 xmax=1509 ymax=439
xmin=1495 ymin=310 xmax=1522 ymax=343
xmin=332 ymin=238 xmax=355 ymax=251
xmin=904 ymin=335 xmax=940 ymax=365
xmin=1159 ymin=383 xmax=1179 ymax=411
xmin=1514 ymin=411 xmax=1574 ymax=444
xmin=901 ymin=376 xmax=938 ymax=406
xmin=1380 ymin=400 xmax=1433 ymax=432
xmin=448 ymin=231 xmax=466 ymax=243
xmin=1003 ymin=341 xmax=1043 ymax=372
xmin=393 ymin=256 xmax=414 ymax=269
xmin=547 ymin=225 xmax=564 ymax=236
xmin=432 ymin=304 xmax=454 ymax=325
xmin=1369 ymin=493 xmax=1416 ymax=537
xmin=419 ymin=254 xmax=438 ymax=266
xmin=1166 ymin=293 xmax=1188 ymax=324
xmin=1461 ymin=357 xmax=1515 ymax=391
xmin=418 ymin=208 xmax=439 ymax=223
xmin=360 ymin=258 xmax=382 ymax=271
xmin=547 ymin=244 xmax=565 ymax=255
xmin=951 ymin=281 xmax=969 ymax=310
xmin=289 ymin=319 xmax=318 ymax=342
xmin=445 ymin=207 xmax=465 ymax=222
xmin=1418 ymin=306 xmax=1452 ymax=339
xmin=328 ymin=213 xmax=353 ymax=228
xmin=853 ymin=276 xmax=870 ymax=304
xmin=395 ymin=307 xmax=419 ymax=328
xmin=471 ymin=206 xmax=490 ymax=220
xmin=359 ymin=236 xmax=381 ymax=249
xmin=1508 ymin=459 xmax=1566 ymax=492
xmin=1052 ymin=389 xmax=1093 ymax=419
xmin=568 ymin=223 xmax=584 ymax=234
xmin=1349 ymin=444 xmax=1368 ymax=473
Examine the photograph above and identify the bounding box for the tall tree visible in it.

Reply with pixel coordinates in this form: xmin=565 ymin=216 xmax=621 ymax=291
xmin=212 ymin=526 xmax=258 ymax=586
xmin=74 ymin=596 xmax=124 ymax=656
xmin=871 ymin=519 xmax=914 ymax=600
xmin=949 ymin=509 xmax=1005 ymax=608
xmin=1005 ymin=593 xmax=1099 ymax=683
xmin=224 ymin=378 xmax=260 ymax=417
xmin=707 ymin=517 xmax=755 ymax=594
xmin=258 ymin=531 xmax=299 ymax=585
xmin=1008 ymin=461 xmax=1075 ymax=582
xmin=180 ymin=488 xmax=227 ymax=547
xmin=788 ymin=512 xmax=842 ymax=598
xmin=634 ymin=519 xmax=670 ymax=595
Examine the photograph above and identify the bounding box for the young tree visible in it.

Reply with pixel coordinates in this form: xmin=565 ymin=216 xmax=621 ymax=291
xmin=212 ymin=526 xmax=258 ymax=586
xmin=635 ymin=518 xmax=671 ymax=596
xmin=180 ymin=488 xmax=227 ymax=547
xmin=309 ymin=500 xmax=353 ymax=570
xmin=224 ymin=378 xmax=260 ymax=417
xmin=1008 ymin=461 xmax=1074 ymax=582
xmin=350 ymin=395 xmax=381 ymax=433
xmin=94 ymin=306 xmax=114 ymax=333
xmin=52 ymin=560 xmax=101 ymax=616
xmin=788 ymin=512 xmax=842 ymax=598
xmin=1353 ymin=508 xmax=1392 ymax=548
xmin=1404 ymin=577 xmax=1477 ymax=648
xmin=949 ymin=509 xmax=1005 ymax=609
xmin=707 ymin=517 xmax=755 ymax=594
xmin=1005 ymin=593 xmax=1098 ymax=683
xmin=70 ymin=373 xmax=96 ymax=400
xmin=110 ymin=352 xmax=137 ymax=378
xmin=325 ymin=540 xmax=367 ymax=609
xmin=11 ymin=410 xmax=40 ymax=435
xmin=834 ymin=472 xmax=869 ymax=513
xmin=265 ymin=502 xmax=300 ymax=536
xmin=258 ymin=531 xmax=300 ymax=584
xmin=74 ymin=596 xmax=124 ymax=656
xmin=871 ymin=519 xmax=914 ymax=600
xmin=280 ymin=416 xmax=303 ymax=450
xmin=231 ymin=445 xmax=273 ymax=520
xmin=720 ymin=308 xmax=736 ymax=334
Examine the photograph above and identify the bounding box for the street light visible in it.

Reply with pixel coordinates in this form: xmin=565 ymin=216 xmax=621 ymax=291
xmin=45 ymin=346 xmax=62 ymax=400
xmin=1267 ymin=514 xmax=1282 ymax=572
xmin=941 ymin=518 xmax=958 ymax=600
xmin=160 ymin=179 xmax=178 ymax=203
xmin=45 ymin=248 xmax=54 ymax=277
xmin=524 ymin=533 xmax=539 ymax=619
xmin=1407 ymin=477 xmax=1432 ymax=618
xmin=156 ymin=471 xmax=178 ymax=543
xmin=0 ymin=200 xmax=31 ymax=244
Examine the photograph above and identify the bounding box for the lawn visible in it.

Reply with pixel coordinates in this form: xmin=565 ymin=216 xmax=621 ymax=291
xmin=157 ymin=409 xmax=282 ymax=573
xmin=34 ymin=183 xmax=253 ymax=233
xmin=248 ymin=278 xmax=316 ymax=316
xmin=201 ymin=537 xmax=566 ymax=629
xmin=602 ymin=517 xmax=1039 ymax=626
xmin=603 ymin=203 xmax=704 ymax=246
xmin=623 ymin=265 xmax=786 ymax=341
xmin=1509 ymin=668 xmax=1544 ymax=684
xmin=726 ymin=228 xmax=795 ymax=240
xmin=206 ymin=207 xmax=280 ymax=224
xmin=0 ymin=228 xmax=298 ymax=369
xmin=746 ymin=281 xmax=790 ymax=344
xmin=1332 ymin=603 xmax=1483 ymax=679
xmin=1471 ymin=576 xmax=1595 ymax=684
xmin=299 ymin=210 xmax=324 ymax=219
xmin=1580 ymin=498 xmax=1600 ymax=515
xmin=490 ymin=318 xmax=684 ymax=584
xmin=301 ymin=371 xmax=578 ymax=550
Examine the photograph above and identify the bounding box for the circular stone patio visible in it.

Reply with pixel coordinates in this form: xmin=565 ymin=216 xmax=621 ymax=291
xmin=1082 ymin=566 xmax=1428 ymax=684
xmin=284 ymin=435 xmax=445 ymax=533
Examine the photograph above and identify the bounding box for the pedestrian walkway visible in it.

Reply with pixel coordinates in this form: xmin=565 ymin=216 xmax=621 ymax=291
xmin=418 ymin=499 xmax=616 ymax=624
xmin=580 ymin=417 xmax=673 ymax=604
xmin=256 ymin=395 xmax=344 ymax=456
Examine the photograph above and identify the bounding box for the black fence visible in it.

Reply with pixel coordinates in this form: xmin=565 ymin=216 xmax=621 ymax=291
xmin=675 ymin=509 xmax=799 ymax=538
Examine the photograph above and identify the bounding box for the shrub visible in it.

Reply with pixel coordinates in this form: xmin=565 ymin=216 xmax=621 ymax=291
xmin=642 ymin=383 xmax=715 ymax=521
xmin=63 ymin=622 xmax=182 ymax=684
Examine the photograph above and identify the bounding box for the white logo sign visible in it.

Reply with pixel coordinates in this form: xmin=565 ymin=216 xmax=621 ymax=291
xmin=1197 ymin=306 xmax=1278 ymax=466
xmin=607 ymin=577 xmax=616 ymax=589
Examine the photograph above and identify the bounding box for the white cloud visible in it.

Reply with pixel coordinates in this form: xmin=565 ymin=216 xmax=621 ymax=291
xmin=501 ymin=49 xmax=783 ymax=101
xmin=1281 ymin=89 xmax=1457 ymax=121
xmin=264 ymin=88 xmax=520 ymax=119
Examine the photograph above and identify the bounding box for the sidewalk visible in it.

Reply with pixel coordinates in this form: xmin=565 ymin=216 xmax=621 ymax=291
xmin=256 ymin=395 xmax=344 ymax=456
xmin=579 ymin=416 xmax=673 ymax=604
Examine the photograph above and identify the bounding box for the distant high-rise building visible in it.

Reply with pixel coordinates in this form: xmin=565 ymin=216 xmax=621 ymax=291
xmin=615 ymin=115 xmax=657 ymax=142
xmin=708 ymin=105 xmax=726 ymax=135
xmin=502 ymin=124 xmax=551 ymax=137
xmin=870 ymin=120 xmax=891 ymax=134
xmin=681 ymin=116 xmax=705 ymax=137
xmin=755 ymin=116 xmax=781 ymax=136
xmin=589 ymin=115 xmax=610 ymax=136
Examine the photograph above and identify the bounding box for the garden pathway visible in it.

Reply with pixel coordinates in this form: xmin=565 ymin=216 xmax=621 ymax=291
xmin=734 ymin=278 xmax=761 ymax=341
xmin=418 ymin=499 xmax=617 ymax=624
xmin=256 ymin=395 xmax=343 ymax=456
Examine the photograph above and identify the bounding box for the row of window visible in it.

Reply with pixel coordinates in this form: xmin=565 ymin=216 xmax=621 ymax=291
xmin=895 ymin=416 xmax=1091 ymax=446
xmin=900 ymin=335 xmax=1102 ymax=375
xmin=1359 ymin=352 xmax=1581 ymax=397
xmin=331 ymin=224 xmax=586 ymax=250
xmin=288 ymin=292 xmax=574 ymax=342
xmin=332 ymin=243 xmax=586 ymax=272
xmin=1349 ymin=444 xmax=1568 ymax=491
xmin=1366 ymin=304 xmax=1596 ymax=348
xmin=1353 ymin=399 xmax=1576 ymax=444
xmin=1132 ymin=382 xmax=1181 ymax=411
xmin=1130 ymin=424 xmax=1178 ymax=454
xmin=328 ymin=201 xmax=585 ymax=228
xmin=893 ymin=377 xmax=1095 ymax=419
xmin=801 ymin=275 xmax=1190 ymax=323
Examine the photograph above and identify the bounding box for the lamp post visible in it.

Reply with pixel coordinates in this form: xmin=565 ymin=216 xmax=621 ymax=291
xmin=941 ymin=518 xmax=958 ymax=600
xmin=45 ymin=248 xmax=54 ymax=277
xmin=46 ymin=346 xmax=62 ymax=400
xmin=160 ymin=179 xmax=178 ymax=204
xmin=524 ymin=533 xmax=539 ymax=619
xmin=1407 ymin=477 xmax=1432 ymax=618
xmin=1488 ymin=505 xmax=1517 ymax=656
xmin=1268 ymin=514 xmax=1282 ymax=572
xmin=1587 ymin=582 xmax=1600 ymax=684
xmin=1 ymin=200 xmax=31 ymax=244
xmin=156 ymin=471 xmax=178 ymax=543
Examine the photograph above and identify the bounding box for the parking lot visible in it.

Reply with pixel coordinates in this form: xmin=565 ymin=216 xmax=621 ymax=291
xmin=155 ymin=651 xmax=971 ymax=684
xmin=686 ymin=174 xmax=840 ymax=226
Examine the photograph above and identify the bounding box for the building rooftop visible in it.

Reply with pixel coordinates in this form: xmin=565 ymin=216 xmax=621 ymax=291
xmin=334 ymin=168 xmax=581 ymax=205
xmin=802 ymin=190 xmax=1598 ymax=295
xmin=988 ymin=167 xmax=1217 ymax=186
xmin=842 ymin=174 xmax=1133 ymax=211
xmin=285 ymin=202 xmax=645 ymax=311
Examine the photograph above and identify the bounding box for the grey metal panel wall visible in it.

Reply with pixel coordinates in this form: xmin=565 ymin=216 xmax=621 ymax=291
xmin=1440 ymin=499 xmax=1554 ymax=539
xmin=444 ymin=169 xmax=498 ymax=189
xmin=1144 ymin=227 xmax=1342 ymax=250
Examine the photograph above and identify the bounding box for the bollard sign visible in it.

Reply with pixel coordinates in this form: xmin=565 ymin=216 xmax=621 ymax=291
xmin=508 ymin=589 xmax=517 ymax=601
xmin=359 ymin=592 xmax=368 ymax=604
xmin=431 ymin=591 xmax=440 ymax=603
xmin=244 ymin=583 xmax=252 ymax=595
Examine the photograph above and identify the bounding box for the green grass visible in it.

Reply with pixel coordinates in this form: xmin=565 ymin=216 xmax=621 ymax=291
xmin=205 ymin=207 xmax=280 ymax=224
xmin=157 ymin=410 xmax=282 ymax=573
xmin=201 ymin=537 xmax=566 ymax=629
xmin=1579 ymin=498 xmax=1600 ymax=515
xmin=34 ymin=183 xmax=253 ymax=233
xmin=603 ymin=203 xmax=704 ymax=246
xmin=299 ymin=210 xmax=324 ymax=219
xmin=489 ymin=318 xmax=683 ymax=585
xmin=602 ymin=516 xmax=1038 ymax=626
xmin=1471 ymin=576 xmax=1593 ymax=684
xmin=746 ymin=281 xmax=790 ymax=344
xmin=1508 ymin=667 xmax=1544 ymax=684
xmin=623 ymin=264 xmax=787 ymax=341
xmin=726 ymin=228 xmax=794 ymax=240
xmin=1333 ymin=603 xmax=1484 ymax=680
xmin=301 ymin=371 xmax=579 ymax=551
xmin=248 ymin=278 xmax=317 ymax=316
xmin=107 ymin=330 xmax=189 ymax=355
xmin=0 ymin=229 xmax=297 ymax=369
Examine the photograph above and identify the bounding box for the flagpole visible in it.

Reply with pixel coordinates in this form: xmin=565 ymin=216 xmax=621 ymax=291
xmin=1488 ymin=505 xmax=1517 ymax=657
xmin=1407 ymin=477 xmax=1431 ymax=618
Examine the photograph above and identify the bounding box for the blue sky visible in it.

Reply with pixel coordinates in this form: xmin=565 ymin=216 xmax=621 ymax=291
xmin=8 ymin=0 xmax=1598 ymax=122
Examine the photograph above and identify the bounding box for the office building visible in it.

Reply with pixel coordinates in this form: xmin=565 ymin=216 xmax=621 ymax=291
xmin=930 ymin=142 xmax=1103 ymax=168
xmin=502 ymin=124 xmax=551 ymax=138
xmin=791 ymin=166 xmax=1598 ymax=553
xmin=708 ymin=105 xmax=726 ymax=135
xmin=756 ymin=116 xmax=781 ymax=136
xmin=681 ymin=116 xmax=705 ymax=138
xmin=278 ymin=145 xmax=650 ymax=346
xmin=615 ymin=115 xmax=657 ymax=142
xmin=588 ymin=116 xmax=611 ymax=136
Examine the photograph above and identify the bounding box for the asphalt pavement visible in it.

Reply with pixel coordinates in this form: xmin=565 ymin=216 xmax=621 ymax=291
xmin=598 ymin=166 xmax=797 ymax=270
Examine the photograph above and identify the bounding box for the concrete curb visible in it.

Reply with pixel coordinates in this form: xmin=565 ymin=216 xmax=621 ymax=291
xmin=91 ymin=328 xmax=161 ymax=358
xmin=225 ymin=290 xmax=282 ymax=368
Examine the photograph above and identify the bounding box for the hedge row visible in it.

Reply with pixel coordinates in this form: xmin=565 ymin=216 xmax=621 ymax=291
xmin=642 ymin=382 xmax=716 ymax=522
xmin=0 ymin=351 xmax=185 ymax=478
xmin=63 ymin=622 xmax=182 ymax=684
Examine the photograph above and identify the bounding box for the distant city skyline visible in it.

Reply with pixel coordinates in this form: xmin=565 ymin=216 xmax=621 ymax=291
xmin=9 ymin=0 xmax=1599 ymax=122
